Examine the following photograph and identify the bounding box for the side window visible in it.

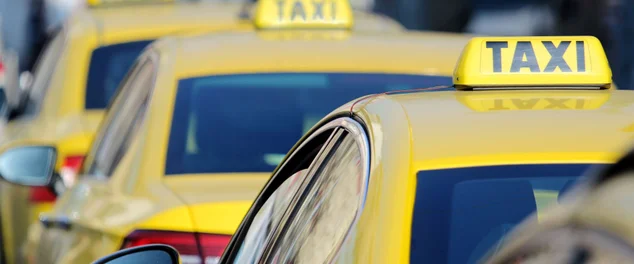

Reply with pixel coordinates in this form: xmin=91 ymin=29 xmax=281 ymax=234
xmin=82 ymin=56 xmax=156 ymax=179
xmin=81 ymin=59 xmax=140 ymax=173
xmin=225 ymin=118 xmax=369 ymax=264
xmin=269 ymin=131 xmax=366 ymax=263
xmin=23 ymin=28 xmax=66 ymax=115
xmin=233 ymin=169 xmax=308 ymax=263
xmin=230 ymin=127 xmax=344 ymax=263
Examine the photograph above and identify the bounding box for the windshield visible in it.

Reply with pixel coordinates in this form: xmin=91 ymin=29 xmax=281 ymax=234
xmin=410 ymin=163 xmax=604 ymax=264
xmin=85 ymin=40 xmax=153 ymax=109
xmin=165 ymin=72 xmax=451 ymax=175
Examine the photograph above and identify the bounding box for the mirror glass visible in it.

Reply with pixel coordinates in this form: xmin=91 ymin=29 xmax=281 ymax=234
xmin=101 ymin=250 xmax=174 ymax=264
xmin=0 ymin=146 xmax=56 ymax=186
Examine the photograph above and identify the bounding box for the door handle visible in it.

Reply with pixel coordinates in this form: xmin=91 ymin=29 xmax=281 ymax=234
xmin=39 ymin=215 xmax=72 ymax=230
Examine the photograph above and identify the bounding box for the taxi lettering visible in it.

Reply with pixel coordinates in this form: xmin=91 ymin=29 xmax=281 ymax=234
xmin=277 ymin=0 xmax=337 ymax=22
xmin=485 ymin=41 xmax=586 ymax=73
xmin=489 ymin=98 xmax=588 ymax=110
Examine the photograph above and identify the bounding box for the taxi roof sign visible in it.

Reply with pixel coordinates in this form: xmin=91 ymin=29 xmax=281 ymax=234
xmin=254 ymin=0 xmax=354 ymax=30
xmin=453 ymin=36 xmax=612 ymax=90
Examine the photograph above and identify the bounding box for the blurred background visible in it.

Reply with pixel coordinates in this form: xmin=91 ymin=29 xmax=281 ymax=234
xmin=368 ymin=0 xmax=633 ymax=89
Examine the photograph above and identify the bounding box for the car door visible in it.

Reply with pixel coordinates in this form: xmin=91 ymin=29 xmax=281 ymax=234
xmin=35 ymin=51 xmax=158 ymax=264
xmin=222 ymin=116 xmax=370 ymax=263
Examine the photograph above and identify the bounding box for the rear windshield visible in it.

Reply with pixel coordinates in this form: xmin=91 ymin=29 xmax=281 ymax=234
xmin=85 ymin=40 xmax=153 ymax=109
xmin=165 ymin=72 xmax=452 ymax=175
xmin=410 ymin=163 xmax=603 ymax=264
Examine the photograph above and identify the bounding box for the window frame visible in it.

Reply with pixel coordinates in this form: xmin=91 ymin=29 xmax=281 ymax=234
xmin=265 ymin=129 xmax=368 ymax=263
xmin=80 ymin=49 xmax=159 ymax=180
xmin=221 ymin=116 xmax=371 ymax=263
xmin=257 ymin=128 xmax=347 ymax=262
xmin=232 ymin=128 xmax=345 ymax=264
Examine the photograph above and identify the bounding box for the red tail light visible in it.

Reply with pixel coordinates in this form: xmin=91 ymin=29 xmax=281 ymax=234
xmin=121 ymin=230 xmax=231 ymax=264
xmin=62 ymin=155 xmax=84 ymax=171
xmin=59 ymin=155 xmax=85 ymax=187
xmin=198 ymin=233 xmax=232 ymax=264
xmin=28 ymin=186 xmax=56 ymax=203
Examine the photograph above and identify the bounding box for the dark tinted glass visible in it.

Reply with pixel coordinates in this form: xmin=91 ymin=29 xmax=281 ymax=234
xmin=410 ymin=164 xmax=601 ymax=264
xmin=165 ymin=72 xmax=451 ymax=175
xmin=85 ymin=40 xmax=152 ymax=109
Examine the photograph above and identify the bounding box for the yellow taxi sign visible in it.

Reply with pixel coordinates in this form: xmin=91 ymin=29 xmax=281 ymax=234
xmin=87 ymin=0 xmax=172 ymax=7
xmin=453 ymin=36 xmax=612 ymax=90
xmin=254 ymin=0 xmax=354 ymax=30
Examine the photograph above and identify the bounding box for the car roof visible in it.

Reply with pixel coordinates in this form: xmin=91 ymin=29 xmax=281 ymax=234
xmin=73 ymin=2 xmax=249 ymax=45
xmin=71 ymin=2 xmax=406 ymax=46
xmin=164 ymin=30 xmax=471 ymax=79
xmin=353 ymin=89 xmax=634 ymax=170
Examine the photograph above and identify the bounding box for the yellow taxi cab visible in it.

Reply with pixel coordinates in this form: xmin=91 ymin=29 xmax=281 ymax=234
xmin=89 ymin=146 xmax=634 ymax=264
xmin=0 ymin=4 xmax=407 ymax=259
xmin=0 ymin=1 xmax=256 ymax=263
xmin=4 ymin=0 xmax=471 ymax=263
xmin=184 ymin=36 xmax=634 ymax=264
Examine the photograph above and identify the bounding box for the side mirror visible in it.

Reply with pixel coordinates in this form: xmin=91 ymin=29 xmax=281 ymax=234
xmin=0 ymin=146 xmax=56 ymax=187
xmin=92 ymin=244 xmax=180 ymax=264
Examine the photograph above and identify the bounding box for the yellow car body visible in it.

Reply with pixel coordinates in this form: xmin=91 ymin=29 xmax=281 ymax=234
xmin=22 ymin=13 xmax=472 ymax=264
xmin=215 ymin=36 xmax=634 ymax=264
xmin=0 ymin=2 xmax=257 ymax=264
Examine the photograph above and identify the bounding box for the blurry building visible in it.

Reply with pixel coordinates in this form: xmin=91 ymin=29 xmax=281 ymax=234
xmin=0 ymin=0 xmax=45 ymax=72
xmin=0 ymin=0 xmax=83 ymax=73
xmin=44 ymin=0 xmax=85 ymax=35
xmin=609 ymin=0 xmax=634 ymax=90
xmin=373 ymin=0 xmax=631 ymax=89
